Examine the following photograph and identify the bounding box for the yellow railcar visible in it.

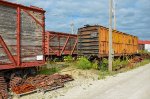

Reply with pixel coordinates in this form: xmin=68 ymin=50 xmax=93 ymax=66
xmin=78 ymin=25 xmax=138 ymax=57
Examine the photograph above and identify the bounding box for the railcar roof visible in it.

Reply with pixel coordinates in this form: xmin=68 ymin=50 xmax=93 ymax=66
xmin=78 ymin=24 xmax=138 ymax=38
xmin=0 ymin=0 xmax=45 ymax=13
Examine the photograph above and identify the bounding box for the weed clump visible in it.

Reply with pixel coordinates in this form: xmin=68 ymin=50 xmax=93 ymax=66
xmin=77 ymin=57 xmax=92 ymax=70
xmin=139 ymin=50 xmax=150 ymax=54
xmin=135 ymin=59 xmax=150 ymax=67
xmin=98 ymin=71 xmax=110 ymax=79
xmin=100 ymin=58 xmax=108 ymax=71
xmin=38 ymin=67 xmax=60 ymax=75
xmin=112 ymin=58 xmax=129 ymax=70
xmin=64 ymin=55 xmax=73 ymax=62
xmin=92 ymin=61 xmax=99 ymax=69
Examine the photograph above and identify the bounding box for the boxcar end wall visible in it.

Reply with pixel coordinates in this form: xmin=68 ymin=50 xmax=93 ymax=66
xmin=45 ymin=31 xmax=77 ymax=58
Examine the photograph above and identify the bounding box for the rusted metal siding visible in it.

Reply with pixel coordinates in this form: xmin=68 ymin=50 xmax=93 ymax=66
xmin=78 ymin=25 xmax=138 ymax=57
xmin=45 ymin=31 xmax=77 ymax=56
xmin=20 ymin=9 xmax=43 ymax=62
xmin=99 ymin=26 xmax=139 ymax=56
xmin=0 ymin=5 xmax=17 ymax=64
xmin=0 ymin=1 xmax=45 ymax=70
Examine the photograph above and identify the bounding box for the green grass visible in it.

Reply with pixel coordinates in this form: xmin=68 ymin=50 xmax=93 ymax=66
xmin=139 ymin=50 xmax=150 ymax=54
xmin=76 ymin=57 xmax=92 ymax=70
xmin=92 ymin=61 xmax=99 ymax=69
xmin=98 ymin=58 xmax=150 ymax=80
xmin=112 ymin=58 xmax=128 ymax=71
xmin=134 ymin=59 xmax=150 ymax=67
xmin=98 ymin=70 xmax=116 ymax=79
xmin=100 ymin=58 xmax=108 ymax=71
xmin=38 ymin=67 xmax=60 ymax=75
xmin=42 ymin=56 xmax=150 ymax=79
xmin=64 ymin=55 xmax=74 ymax=62
xmin=117 ymin=59 xmax=150 ymax=73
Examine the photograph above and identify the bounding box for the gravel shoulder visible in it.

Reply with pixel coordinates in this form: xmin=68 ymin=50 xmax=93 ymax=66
xmin=13 ymin=63 xmax=150 ymax=99
xmin=56 ymin=63 xmax=150 ymax=99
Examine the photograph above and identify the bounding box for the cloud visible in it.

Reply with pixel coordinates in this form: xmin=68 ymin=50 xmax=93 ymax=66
xmin=7 ymin=0 xmax=150 ymax=40
xmin=8 ymin=0 xmax=33 ymax=5
xmin=115 ymin=0 xmax=150 ymax=40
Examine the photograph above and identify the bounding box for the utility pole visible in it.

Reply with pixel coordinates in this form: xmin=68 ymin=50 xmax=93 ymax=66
xmin=113 ymin=0 xmax=116 ymax=30
xmin=109 ymin=0 xmax=113 ymax=72
xmin=70 ymin=22 xmax=74 ymax=34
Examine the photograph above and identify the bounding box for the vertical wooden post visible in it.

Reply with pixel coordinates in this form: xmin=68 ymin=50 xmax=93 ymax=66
xmin=109 ymin=0 xmax=113 ymax=72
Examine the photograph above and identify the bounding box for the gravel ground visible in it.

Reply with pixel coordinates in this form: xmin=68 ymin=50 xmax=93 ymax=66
xmin=56 ymin=63 xmax=150 ymax=99
xmin=12 ymin=67 xmax=99 ymax=99
xmin=12 ymin=63 xmax=150 ymax=99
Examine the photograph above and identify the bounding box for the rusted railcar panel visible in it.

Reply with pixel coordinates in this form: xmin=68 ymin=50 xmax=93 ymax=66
xmin=0 ymin=5 xmax=17 ymax=64
xmin=20 ymin=9 xmax=43 ymax=62
xmin=78 ymin=25 xmax=138 ymax=57
xmin=45 ymin=31 xmax=77 ymax=56
xmin=0 ymin=1 xmax=45 ymax=70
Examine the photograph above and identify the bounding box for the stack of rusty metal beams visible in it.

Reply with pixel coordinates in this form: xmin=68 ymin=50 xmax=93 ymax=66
xmin=0 ymin=75 xmax=8 ymax=99
xmin=130 ymin=56 xmax=143 ymax=63
xmin=12 ymin=84 xmax=36 ymax=94
xmin=26 ymin=74 xmax=64 ymax=91
xmin=141 ymin=54 xmax=150 ymax=59
xmin=9 ymin=77 xmax=24 ymax=88
xmin=9 ymin=74 xmax=73 ymax=95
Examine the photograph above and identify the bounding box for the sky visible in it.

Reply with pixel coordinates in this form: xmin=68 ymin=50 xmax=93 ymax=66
xmin=8 ymin=0 xmax=150 ymax=40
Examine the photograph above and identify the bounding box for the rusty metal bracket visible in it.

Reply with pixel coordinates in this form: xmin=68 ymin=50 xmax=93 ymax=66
xmin=60 ymin=36 xmax=70 ymax=56
xmin=0 ymin=36 xmax=16 ymax=66
xmin=23 ymin=9 xmax=43 ymax=27
xmin=71 ymin=38 xmax=78 ymax=55
xmin=49 ymin=47 xmax=58 ymax=56
xmin=50 ymin=34 xmax=56 ymax=40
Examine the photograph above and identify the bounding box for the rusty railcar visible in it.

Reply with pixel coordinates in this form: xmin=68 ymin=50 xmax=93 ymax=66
xmin=0 ymin=1 xmax=45 ymax=70
xmin=45 ymin=31 xmax=77 ymax=59
xmin=0 ymin=1 xmax=46 ymax=98
xmin=78 ymin=25 xmax=138 ymax=58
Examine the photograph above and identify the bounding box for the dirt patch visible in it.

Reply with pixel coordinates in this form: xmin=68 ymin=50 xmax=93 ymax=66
xmin=12 ymin=67 xmax=99 ymax=99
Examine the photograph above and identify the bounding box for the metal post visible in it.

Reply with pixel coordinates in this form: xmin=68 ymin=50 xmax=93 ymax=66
xmin=70 ymin=22 xmax=74 ymax=34
xmin=109 ymin=0 xmax=113 ymax=72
